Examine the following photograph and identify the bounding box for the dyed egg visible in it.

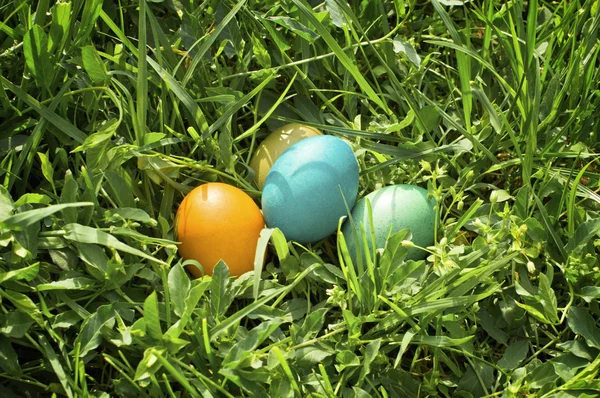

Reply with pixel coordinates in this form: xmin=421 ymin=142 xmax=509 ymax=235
xmin=176 ymin=183 xmax=264 ymax=277
xmin=262 ymin=135 xmax=359 ymax=243
xmin=250 ymin=123 xmax=322 ymax=189
xmin=341 ymin=184 xmax=436 ymax=262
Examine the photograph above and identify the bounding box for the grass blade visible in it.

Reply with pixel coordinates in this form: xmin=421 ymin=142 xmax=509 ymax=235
xmin=1 ymin=77 xmax=87 ymax=143
xmin=291 ymin=0 xmax=388 ymax=112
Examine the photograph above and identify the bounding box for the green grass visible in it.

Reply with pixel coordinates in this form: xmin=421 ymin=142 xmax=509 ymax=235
xmin=1 ymin=0 xmax=600 ymax=396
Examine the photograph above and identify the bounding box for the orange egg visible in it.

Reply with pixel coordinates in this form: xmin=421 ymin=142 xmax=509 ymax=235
xmin=175 ymin=183 xmax=264 ymax=277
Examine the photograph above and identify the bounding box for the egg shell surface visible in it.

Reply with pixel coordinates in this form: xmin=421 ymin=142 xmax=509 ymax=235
xmin=250 ymin=123 xmax=322 ymax=189
xmin=176 ymin=182 xmax=264 ymax=277
xmin=262 ymin=135 xmax=359 ymax=243
xmin=341 ymin=184 xmax=436 ymax=262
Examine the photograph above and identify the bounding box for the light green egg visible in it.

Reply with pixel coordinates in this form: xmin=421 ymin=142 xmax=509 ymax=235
xmin=341 ymin=184 xmax=436 ymax=263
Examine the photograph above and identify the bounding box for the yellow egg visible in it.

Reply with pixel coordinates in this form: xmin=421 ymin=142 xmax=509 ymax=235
xmin=249 ymin=123 xmax=322 ymax=189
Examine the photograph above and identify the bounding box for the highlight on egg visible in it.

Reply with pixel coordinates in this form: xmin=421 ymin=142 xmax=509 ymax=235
xmin=250 ymin=123 xmax=322 ymax=189
xmin=175 ymin=182 xmax=265 ymax=278
xmin=341 ymin=184 xmax=436 ymax=263
xmin=261 ymin=135 xmax=359 ymax=244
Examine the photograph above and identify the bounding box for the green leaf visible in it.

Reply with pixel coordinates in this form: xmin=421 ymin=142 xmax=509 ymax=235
xmin=258 ymin=17 xmax=291 ymax=51
xmin=567 ymin=307 xmax=600 ymax=349
xmin=499 ymin=297 xmax=527 ymax=328
xmin=104 ymin=171 xmax=135 ymax=208
xmin=0 ymin=80 xmax=17 ymax=116
xmin=144 ymin=291 xmax=163 ymax=341
xmin=296 ymin=308 xmax=328 ymax=342
xmin=448 ymin=198 xmax=483 ymax=239
xmin=457 ymin=363 xmax=494 ymax=397
xmin=210 ymin=261 xmax=231 ymax=319
xmin=13 ymin=193 xmax=52 ymax=208
xmin=223 ymin=321 xmax=283 ymax=367
xmin=538 ymin=273 xmax=559 ymax=324
xmin=37 ymin=152 xmax=55 ymax=189
xmin=335 ymin=350 xmax=360 ymax=371
xmin=52 ymin=311 xmax=82 ymax=329
xmin=73 ymin=305 xmax=116 ymax=357
xmin=515 ymin=301 xmax=553 ymax=324
xmin=37 ymin=277 xmax=97 ymax=291
xmin=253 ymin=228 xmax=276 ymax=300
xmin=472 ymin=83 xmax=502 ymax=133
xmin=325 ymin=0 xmax=345 ymax=28
xmin=168 ymin=263 xmax=190 ymax=318
xmin=48 ymin=1 xmax=71 ymax=53
xmin=379 ymin=229 xmax=410 ymax=282
xmin=393 ymin=35 xmax=421 ymax=68
xmin=394 ymin=330 xmax=416 ymax=368
xmin=63 ymin=223 xmax=167 ymax=265
xmin=580 ymin=286 xmax=600 ymax=303
xmin=60 ymin=171 xmax=79 ymax=224
xmin=105 ymin=208 xmax=156 ymax=226
xmin=82 ymin=45 xmax=108 ymax=84
xmin=527 ymin=362 xmax=558 ymax=389
xmin=34 ymin=0 xmax=50 ymax=27
xmin=556 ymin=340 xmax=593 ymax=361
xmin=0 ymin=203 xmax=93 ymax=231
xmin=415 ymin=335 xmax=474 ymax=347
xmin=525 ymin=217 xmax=547 ymax=241
xmin=477 ymin=307 xmax=508 ymax=344
xmin=0 ymin=311 xmax=35 ymax=338
xmin=0 ymin=187 xmax=14 ymax=220
xmin=295 ymin=345 xmax=335 ymax=368
xmin=134 ymin=348 xmax=165 ymax=383
xmin=565 ymin=218 xmax=600 ymax=254
xmin=0 ymin=337 xmax=20 ymax=376
xmin=498 ymin=340 xmax=529 ymax=369
xmin=39 ymin=335 xmax=74 ymax=398
xmin=0 ymin=263 xmax=39 ymax=284
xmin=12 ymin=218 xmax=40 ymax=260
xmin=71 ymin=130 xmax=114 ymax=154
xmin=23 ymin=25 xmax=53 ymax=88
xmin=77 ymin=243 xmax=108 ymax=281
xmin=358 ymin=338 xmax=381 ymax=384
xmin=437 ymin=0 xmax=466 ymax=5
xmin=210 ymin=288 xmax=282 ymax=342
xmin=250 ymin=34 xmax=271 ymax=68
xmin=73 ymin=0 xmax=103 ymax=48
xmin=350 ymin=387 xmax=370 ymax=398
xmin=185 ymin=282 xmax=210 ymax=320
xmin=405 ymin=284 xmax=501 ymax=316
xmin=533 ymin=192 xmax=567 ymax=261
xmin=0 ymin=289 xmax=43 ymax=325
xmin=490 ymin=189 xmax=512 ymax=203
xmin=267 ymin=16 xmax=319 ymax=42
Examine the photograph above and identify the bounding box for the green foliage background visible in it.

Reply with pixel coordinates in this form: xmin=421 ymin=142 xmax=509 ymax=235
xmin=1 ymin=0 xmax=599 ymax=396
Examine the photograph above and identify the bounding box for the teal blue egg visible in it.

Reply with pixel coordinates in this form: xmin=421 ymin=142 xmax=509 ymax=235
xmin=262 ymin=135 xmax=359 ymax=243
xmin=341 ymin=184 xmax=436 ymax=262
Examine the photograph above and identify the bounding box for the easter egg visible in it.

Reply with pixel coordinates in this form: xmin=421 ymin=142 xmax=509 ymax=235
xmin=262 ymin=135 xmax=359 ymax=243
xmin=250 ymin=123 xmax=322 ymax=189
xmin=341 ymin=184 xmax=436 ymax=262
xmin=175 ymin=183 xmax=264 ymax=277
